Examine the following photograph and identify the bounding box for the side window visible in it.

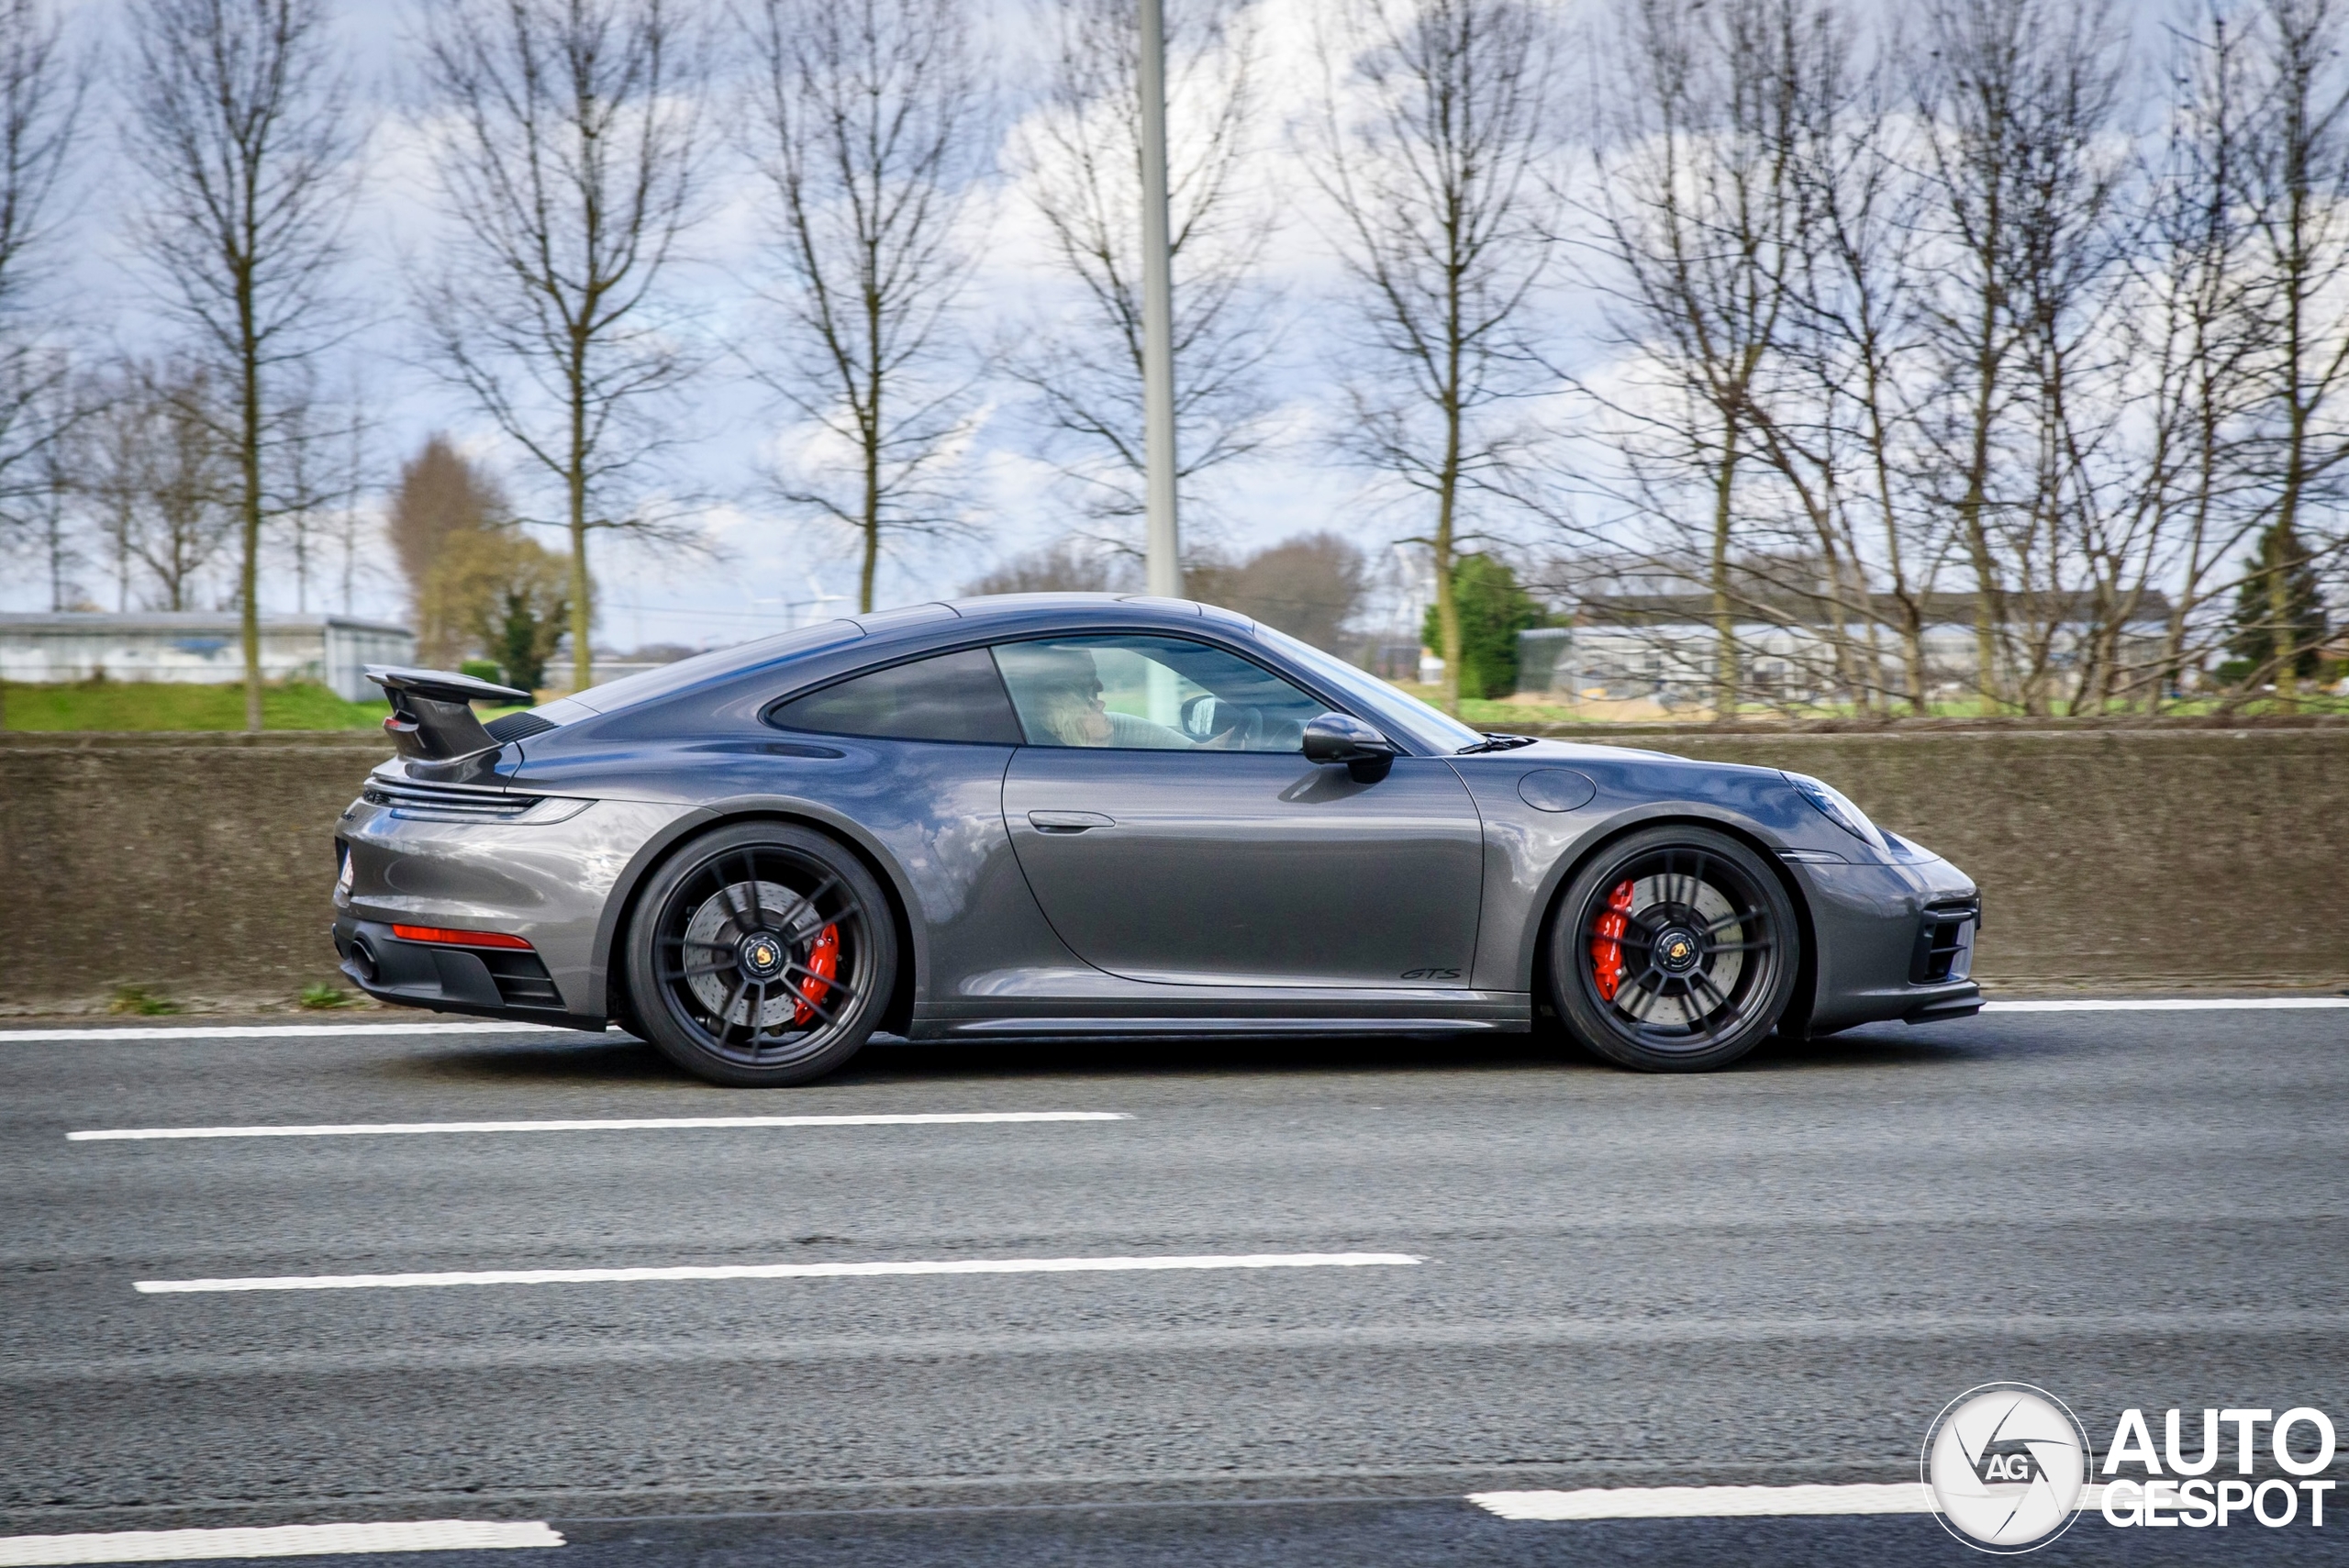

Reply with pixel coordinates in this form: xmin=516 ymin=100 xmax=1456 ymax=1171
xmin=992 ymin=636 xmax=1328 ymax=752
xmin=768 ymin=648 xmax=1023 ymax=744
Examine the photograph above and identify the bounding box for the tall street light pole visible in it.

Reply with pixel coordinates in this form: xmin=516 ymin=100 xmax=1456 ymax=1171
xmin=1139 ymin=0 xmax=1180 ymax=597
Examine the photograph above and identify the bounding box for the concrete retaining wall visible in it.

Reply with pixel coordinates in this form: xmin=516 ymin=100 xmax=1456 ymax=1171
xmin=1569 ymin=728 xmax=2347 ymax=992
xmin=2 ymin=728 xmax=2343 ymax=1012
xmin=0 ymin=734 xmax=388 ymax=1013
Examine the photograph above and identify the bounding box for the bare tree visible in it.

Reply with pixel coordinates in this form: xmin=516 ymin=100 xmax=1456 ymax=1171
xmin=419 ymin=0 xmax=707 ymax=689
xmin=79 ymin=360 xmax=237 ymax=612
xmin=1005 ymin=0 xmax=1276 ymax=534
xmin=1186 ymin=530 xmax=1370 ymax=651
xmin=2063 ymin=4 xmax=2266 ymax=712
xmin=1909 ymin=0 xmax=2133 ymax=711
xmin=2235 ymin=0 xmax=2349 ymax=710
xmin=127 ymin=0 xmax=356 ymax=729
xmin=1580 ymin=0 xmax=1825 ymax=717
xmin=317 ymin=403 xmax=371 ymax=615
xmin=2 ymin=355 xmax=80 ymax=596
xmin=0 ymin=0 xmax=84 ymax=651
xmin=963 ymin=534 xmax=1138 ymax=595
xmin=1309 ymin=0 xmax=1562 ymax=714
xmin=269 ymin=368 xmax=368 ymax=614
xmin=743 ymin=0 xmax=987 ymax=614
xmin=26 ymin=415 xmax=78 ymax=607
xmin=1776 ymin=8 xmax=1943 ymax=711
xmin=0 ymin=0 xmax=74 ymax=306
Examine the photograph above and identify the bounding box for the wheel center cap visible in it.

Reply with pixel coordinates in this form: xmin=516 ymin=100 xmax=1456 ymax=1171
xmin=1655 ymin=927 xmax=1702 ymax=973
xmin=739 ymin=932 xmax=786 ymax=980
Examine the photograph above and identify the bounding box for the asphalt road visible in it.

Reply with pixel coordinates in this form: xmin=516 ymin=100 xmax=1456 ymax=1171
xmin=3 ymin=1006 xmax=2346 ymax=1564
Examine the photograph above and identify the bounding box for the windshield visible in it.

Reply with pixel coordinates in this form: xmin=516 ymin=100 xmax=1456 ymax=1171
xmin=1250 ymin=624 xmax=1485 ymax=755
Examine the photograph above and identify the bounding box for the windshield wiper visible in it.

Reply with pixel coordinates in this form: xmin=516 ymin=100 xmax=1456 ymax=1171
xmin=1456 ymin=733 xmax=1538 ymax=753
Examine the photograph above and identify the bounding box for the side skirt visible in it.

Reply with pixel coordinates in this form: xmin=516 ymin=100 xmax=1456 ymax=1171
xmin=917 ymin=1016 xmax=1531 ymax=1041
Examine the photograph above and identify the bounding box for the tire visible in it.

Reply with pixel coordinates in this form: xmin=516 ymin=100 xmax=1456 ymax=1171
xmin=624 ymin=821 xmax=897 ymax=1087
xmin=1547 ymin=824 xmax=1800 ymax=1073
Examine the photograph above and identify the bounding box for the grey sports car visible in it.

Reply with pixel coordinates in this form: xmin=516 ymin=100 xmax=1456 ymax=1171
xmin=331 ymin=594 xmax=1980 ymax=1086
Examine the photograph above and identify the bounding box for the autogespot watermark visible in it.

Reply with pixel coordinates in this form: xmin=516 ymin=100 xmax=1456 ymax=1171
xmin=1922 ymin=1385 xmax=2340 ymax=1553
xmin=2099 ymin=1405 xmax=2338 ymax=1533
xmin=1923 ymin=1383 xmax=2093 ymax=1551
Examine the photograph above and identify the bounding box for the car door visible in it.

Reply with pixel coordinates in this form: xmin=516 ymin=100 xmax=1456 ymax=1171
xmin=763 ymin=645 xmax=1065 ymax=1001
xmin=993 ymin=633 xmax=1484 ymax=988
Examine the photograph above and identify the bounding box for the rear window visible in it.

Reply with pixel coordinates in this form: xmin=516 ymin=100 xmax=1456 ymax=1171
xmin=768 ymin=648 xmax=1023 ymax=745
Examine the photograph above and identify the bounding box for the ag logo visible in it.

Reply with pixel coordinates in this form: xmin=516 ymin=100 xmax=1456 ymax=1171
xmin=1974 ymin=1440 xmax=2041 ymax=1485
xmin=1923 ymin=1383 xmax=2092 ymax=1552
xmin=1398 ymin=967 xmax=1461 ymax=981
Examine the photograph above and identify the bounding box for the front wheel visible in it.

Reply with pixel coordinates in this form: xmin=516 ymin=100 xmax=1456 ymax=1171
xmin=625 ymin=822 xmax=896 ymax=1087
xmin=1547 ymin=826 xmax=1799 ymax=1073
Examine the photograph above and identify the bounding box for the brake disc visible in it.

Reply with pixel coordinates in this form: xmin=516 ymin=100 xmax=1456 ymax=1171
xmin=685 ymin=879 xmax=809 ymax=1029
xmin=1620 ymin=874 xmax=1745 ymax=1027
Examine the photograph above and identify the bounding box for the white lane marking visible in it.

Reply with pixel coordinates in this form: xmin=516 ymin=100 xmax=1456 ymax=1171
xmin=1984 ymin=997 xmax=2349 ymax=1011
xmin=1469 ymin=1483 xmax=2118 ymax=1521
xmin=1471 ymin=1483 xmax=1932 ymax=1520
xmin=0 ymin=1023 xmax=579 ymax=1042
xmin=135 ymin=1252 xmax=1423 ymax=1295
xmin=0 ymin=1519 xmax=562 ymax=1564
xmin=70 ymin=1112 xmax=1129 ymax=1141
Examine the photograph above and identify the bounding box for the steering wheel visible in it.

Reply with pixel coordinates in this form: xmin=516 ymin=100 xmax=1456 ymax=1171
xmin=1207 ymin=703 xmax=1264 ymax=750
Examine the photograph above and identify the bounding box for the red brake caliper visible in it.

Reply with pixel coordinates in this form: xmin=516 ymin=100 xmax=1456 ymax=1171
xmin=794 ymin=923 xmax=840 ymax=1024
xmin=1589 ymin=879 xmax=1636 ymax=1003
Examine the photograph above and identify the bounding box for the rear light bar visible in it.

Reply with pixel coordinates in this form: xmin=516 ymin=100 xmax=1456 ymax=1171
xmin=391 ymin=924 xmax=534 ymax=951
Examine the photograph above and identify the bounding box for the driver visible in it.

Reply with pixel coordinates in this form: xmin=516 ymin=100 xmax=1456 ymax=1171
xmin=1023 ymin=649 xmax=1195 ymax=749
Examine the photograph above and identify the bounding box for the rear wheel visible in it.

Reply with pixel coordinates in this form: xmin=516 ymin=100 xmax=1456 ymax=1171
xmin=625 ymin=822 xmax=896 ymax=1087
xmin=1547 ymin=825 xmax=1799 ymax=1073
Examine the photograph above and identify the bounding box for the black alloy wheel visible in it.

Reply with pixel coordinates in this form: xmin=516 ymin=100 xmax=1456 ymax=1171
xmin=626 ymin=822 xmax=896 ymax=1087
xmin=1546 ymin=824 xmax=1800 ymax=1073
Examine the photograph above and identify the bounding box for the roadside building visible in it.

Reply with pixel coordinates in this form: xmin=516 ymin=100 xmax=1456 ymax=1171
xmin=0 ymin=613 xmax=416 ymax=703
xmin=1516 ymin=589 xmax=2176 ymax=711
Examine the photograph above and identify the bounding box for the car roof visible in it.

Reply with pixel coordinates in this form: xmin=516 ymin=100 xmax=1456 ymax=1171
xmin=865 ymin=594 xmax=1257 ymax=640
xmin=551 ymin=595 xmax=1263 ymax=718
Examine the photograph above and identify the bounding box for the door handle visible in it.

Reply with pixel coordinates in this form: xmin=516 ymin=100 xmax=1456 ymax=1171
xmin=1028 ymin=810 xmax=1115 ymax=833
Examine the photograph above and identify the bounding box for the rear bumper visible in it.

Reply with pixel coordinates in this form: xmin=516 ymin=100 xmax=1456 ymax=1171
xmin=332 ymin=917 xmax=606 ymax=1033
xmin=334 ymin=790 xmax=700 ymax=1020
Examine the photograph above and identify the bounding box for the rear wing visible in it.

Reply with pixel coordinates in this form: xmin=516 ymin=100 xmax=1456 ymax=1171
xmin=365 ymin=666 xmax=533 ymax=766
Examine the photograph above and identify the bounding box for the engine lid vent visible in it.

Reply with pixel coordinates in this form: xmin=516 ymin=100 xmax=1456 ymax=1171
xmin=486 ymin=710 xmax=560 ymax=743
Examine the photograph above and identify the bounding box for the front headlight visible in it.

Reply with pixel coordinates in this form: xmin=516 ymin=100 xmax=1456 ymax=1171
xmin=1785 ymin=772 xmax=1887 ymax=855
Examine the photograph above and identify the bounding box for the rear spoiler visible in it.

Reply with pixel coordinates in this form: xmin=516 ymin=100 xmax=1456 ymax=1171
xmin=365 ymin=666 xmax=533 ymax=766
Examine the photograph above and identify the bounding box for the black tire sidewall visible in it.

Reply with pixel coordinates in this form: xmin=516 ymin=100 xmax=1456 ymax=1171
xmin=1548 ymin=825 xmax=1799 ymax=1073
xmin=625 ymin=821 xmax=896 ymax=1087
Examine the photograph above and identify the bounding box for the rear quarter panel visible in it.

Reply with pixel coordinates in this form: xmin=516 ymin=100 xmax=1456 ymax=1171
xmin=506 ymin=732 xmax=1071 ymax=1023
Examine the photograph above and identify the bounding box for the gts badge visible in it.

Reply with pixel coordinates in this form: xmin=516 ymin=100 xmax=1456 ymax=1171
xmin=1400 ymin=967 xmax=1462 ymax=981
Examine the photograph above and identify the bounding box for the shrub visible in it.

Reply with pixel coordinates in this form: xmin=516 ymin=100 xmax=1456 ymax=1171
xmin=108 ymin=984 xmax=183 ymax=1017
xmin=1425 ymin=555 xmax=1545 ymax=699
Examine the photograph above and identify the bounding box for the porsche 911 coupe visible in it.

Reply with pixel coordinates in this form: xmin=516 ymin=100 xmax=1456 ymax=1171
xmin=331 ymin=594 xmax=1980 ymax=1086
